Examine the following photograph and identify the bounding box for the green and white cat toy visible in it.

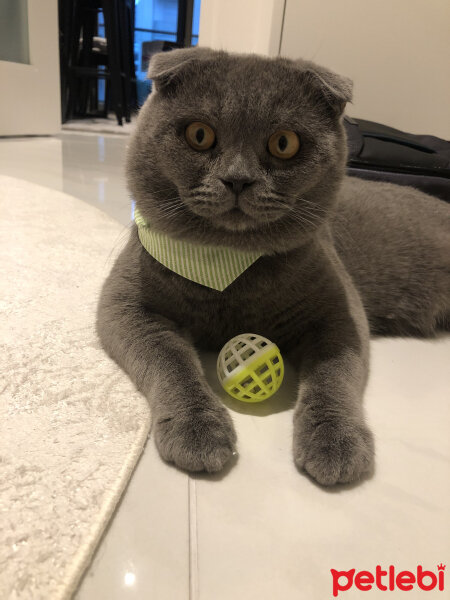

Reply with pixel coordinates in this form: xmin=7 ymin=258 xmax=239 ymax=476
xmin=217 ymin=334 xmax=284 ymax=402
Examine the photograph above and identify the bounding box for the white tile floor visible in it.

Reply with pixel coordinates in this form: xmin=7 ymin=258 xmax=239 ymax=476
xmin=1 ymin=133 xmax=449 ymax=599
xmin=0 ymin=133 xmax=132 ymax=226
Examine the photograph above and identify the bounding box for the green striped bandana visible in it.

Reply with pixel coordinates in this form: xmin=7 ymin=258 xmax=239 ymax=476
xmin=135 ymin=208 xmax=262 ymax=291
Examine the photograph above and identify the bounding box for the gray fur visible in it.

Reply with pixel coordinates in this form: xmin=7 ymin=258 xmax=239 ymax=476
xmin=97 ymin=47 xmax=450 ymax=485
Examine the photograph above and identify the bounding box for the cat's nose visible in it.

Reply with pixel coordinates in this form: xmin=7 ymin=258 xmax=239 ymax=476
xmin=220 ymin=177 xmax=255 ymax=194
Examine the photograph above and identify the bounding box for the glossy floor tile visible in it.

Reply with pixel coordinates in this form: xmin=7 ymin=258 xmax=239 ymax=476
xmin=195 ymin=340 xmax=450 ymax=600
xmin=1 ymin=133 xmax=449 ymax=599
xmin=75 ymin=440 xmax=190 ymax=600
xmin=0 ymin=133 xmax=133 ymax=226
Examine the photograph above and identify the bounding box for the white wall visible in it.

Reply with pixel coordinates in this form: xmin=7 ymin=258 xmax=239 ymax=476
xmin=199 ymin=0 xmax=286 ymax=56
xmin=280 ymin=0 xmax=450 ymax=137
xmin=198 ymin=0 xmax=450 ymax=138
xmin=0 ymin=0 xmax=60 ymax=136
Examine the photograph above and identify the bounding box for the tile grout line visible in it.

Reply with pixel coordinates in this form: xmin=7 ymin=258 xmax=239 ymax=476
xmin=188 ymin=476 xmax=199 ymax=600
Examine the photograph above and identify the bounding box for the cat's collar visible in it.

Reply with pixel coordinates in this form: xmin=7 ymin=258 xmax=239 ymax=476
xmin=134 ymin=208 xmax=262 ymax=291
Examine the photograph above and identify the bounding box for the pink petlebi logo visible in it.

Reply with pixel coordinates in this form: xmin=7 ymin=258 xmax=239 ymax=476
xmin=330 ymin=564 xmax=445 ymax=596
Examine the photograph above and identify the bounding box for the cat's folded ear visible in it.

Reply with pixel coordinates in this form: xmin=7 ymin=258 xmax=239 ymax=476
xmin=296 ymin=59 xmax=353 ymax=116
xmin=148 ymin=47 xmax=217 ymax=95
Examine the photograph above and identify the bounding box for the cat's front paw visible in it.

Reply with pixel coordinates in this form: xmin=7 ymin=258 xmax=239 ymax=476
xmin=154 ymin=403 xmax=237 ymax=473
xmin=293 ymin=415 xmax=374 ymax=486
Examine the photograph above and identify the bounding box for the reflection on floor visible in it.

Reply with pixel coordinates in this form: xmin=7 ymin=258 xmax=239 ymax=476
xmin=0 ymin=132 xmax=132 ymax=226
xmin=62 ymin=115 xmax=136 ymax=136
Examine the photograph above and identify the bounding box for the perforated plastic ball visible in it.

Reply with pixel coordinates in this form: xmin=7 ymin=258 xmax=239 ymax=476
xmin=217 ymin=333 xmax=284 ymax=402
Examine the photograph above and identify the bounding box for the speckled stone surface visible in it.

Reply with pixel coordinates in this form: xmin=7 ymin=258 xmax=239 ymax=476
xmin=0 ymin=175 xmax=151 ymax=600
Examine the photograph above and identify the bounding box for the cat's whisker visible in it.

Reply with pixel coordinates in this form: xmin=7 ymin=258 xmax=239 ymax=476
xmin=297 ymin=212 xmax=319 ymax=226
xmin=268 ymin=188 xmax=288 ymax=199
xmin=280 ymin=203 xmax=322 ymax=228
xmin=288 ymin=210 xmax=319 ymax=230
xmin=158 ymin=207 xmax=184 ymax=218
xmin=302 ymin=203 xmax=327 ymax=215
xmin=157 ymin=200 xmax=188 ymax=219
xmin=158 ymin=203 xmax=184 ymax=212
xmin=297 ymin=208 xmax=323 ymax=223
xmin=148 ymin=187 xmax=181 ymax=196
xmin=158 ymin=207 xmax=187 ymax=219
xmin=157 ymin=199 xmax=184 ymax=211
xmin=152 ymin=197 xmax=185 ymax=210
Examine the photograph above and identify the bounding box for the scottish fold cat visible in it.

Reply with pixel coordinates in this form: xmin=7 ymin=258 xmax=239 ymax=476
xmin=97 ymin=47 xmax=449 ymax=485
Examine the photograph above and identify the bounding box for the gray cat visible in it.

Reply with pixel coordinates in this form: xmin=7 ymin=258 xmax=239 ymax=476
xmin=97 ymin=47 xmax=450 ymax=486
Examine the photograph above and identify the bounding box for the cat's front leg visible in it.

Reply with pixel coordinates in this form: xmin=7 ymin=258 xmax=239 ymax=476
xmin=292 ymin=304 xmax=374 ymax=486
xmin=97 ymin=291 xmax=236 ymax=473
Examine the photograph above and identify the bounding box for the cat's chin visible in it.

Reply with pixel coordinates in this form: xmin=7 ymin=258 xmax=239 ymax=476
xmin=209 ymin=207 xmax=262 ymax=233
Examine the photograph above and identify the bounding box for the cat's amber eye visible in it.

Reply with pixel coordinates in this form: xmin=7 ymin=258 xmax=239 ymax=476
xmin=185 ymin=122 xmax=216 ymax=151
xmin=268 ymin=130 xmax=300 ymax=159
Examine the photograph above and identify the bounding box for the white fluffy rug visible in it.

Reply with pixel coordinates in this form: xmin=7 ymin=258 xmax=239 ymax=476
xmin=0 ymin=175 xmax=151 ymax=599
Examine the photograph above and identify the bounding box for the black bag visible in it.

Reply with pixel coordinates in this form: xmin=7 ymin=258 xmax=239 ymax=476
xmin=344 ymin=117 xmax=450 ymax=202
